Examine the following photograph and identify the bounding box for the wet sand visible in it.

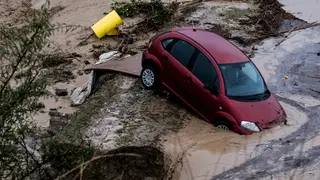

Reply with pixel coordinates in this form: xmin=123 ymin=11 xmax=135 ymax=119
xmin=164 ymin=102 xmax=309 ymax=180
xmin=279 ymin=0 xmax=320 ymax=23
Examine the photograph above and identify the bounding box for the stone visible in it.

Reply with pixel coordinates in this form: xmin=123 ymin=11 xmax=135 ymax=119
xmin=70 ymin=86 xmax=87 ymax=106
xmin=84 ymin=60 xmax=91 ymax=65
xmin=55 ymin=88 xmax=68 ymax=96
xmin=77 ymin=70 xmax=84 ymax=76
xmin=48 ymin=109 xmax=61 ymax=117
xmin=84 ymin=70 xmax=91 ymax=74
xmin=92 ymin=44 xmax=104 ymax=49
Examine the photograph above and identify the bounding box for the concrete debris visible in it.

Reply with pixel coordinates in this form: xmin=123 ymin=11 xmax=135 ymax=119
xmin=54 ymin=88 xmax=68 ymax=96
xmin=70 ymin=51 xmax=121 ymax=106
xmin=48 ymin=108 xmax=61 ymax=117
xmin=48 ymin=112 xmax=72 ymax=135
xmin=98 ymin=51 xmax=121 ymax=64
xmin=70 ymin=86 xmax=87 ymax=106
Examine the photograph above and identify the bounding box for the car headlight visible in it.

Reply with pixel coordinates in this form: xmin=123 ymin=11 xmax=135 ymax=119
xmin=241 ymin=121 xmax=260 ymax=132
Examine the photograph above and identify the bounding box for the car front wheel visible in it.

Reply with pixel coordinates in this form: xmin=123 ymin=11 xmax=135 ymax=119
xmin=214 ymin=120 xmax=232 ymax=131
xmin=140 ymin=65 xmax=159 ymax=89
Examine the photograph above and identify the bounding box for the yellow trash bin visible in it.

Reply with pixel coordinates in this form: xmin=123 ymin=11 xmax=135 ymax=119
xmin=91 ymin=10 xmax=123 ymax=39
xmin=106 ymin=28 xmax=120 ymax=36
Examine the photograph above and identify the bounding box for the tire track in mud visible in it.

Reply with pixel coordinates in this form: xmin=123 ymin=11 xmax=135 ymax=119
xmin=212 ymin=96 xmax=320 ymax=180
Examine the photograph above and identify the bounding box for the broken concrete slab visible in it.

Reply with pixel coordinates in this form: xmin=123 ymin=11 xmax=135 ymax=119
xmin=70 ymin=86 xmax=87 ymax=106
xmin=85 ymin=52 xmax=143 ymax=77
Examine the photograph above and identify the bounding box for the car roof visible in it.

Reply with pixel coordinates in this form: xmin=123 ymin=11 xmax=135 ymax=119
xmin=172 ymin=27 xmax=249 ymax=64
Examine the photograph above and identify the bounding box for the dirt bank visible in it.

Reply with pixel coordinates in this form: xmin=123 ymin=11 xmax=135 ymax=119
xmin=3 ymin=0 xmax=320 ymax=179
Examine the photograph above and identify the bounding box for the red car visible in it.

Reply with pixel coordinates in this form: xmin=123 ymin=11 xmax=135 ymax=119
xmin=140 ymin=27 xmax=287 ymax=135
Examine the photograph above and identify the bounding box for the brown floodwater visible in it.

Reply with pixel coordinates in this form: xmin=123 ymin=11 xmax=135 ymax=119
xmin=32 ymin=73 xmax=89 ymax=127
xmin=164 ymin=101 xmax=309 ymax=180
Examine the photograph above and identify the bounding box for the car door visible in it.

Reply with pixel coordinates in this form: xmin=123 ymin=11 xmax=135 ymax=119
xmin=183 ymin=51 xmax=220 ymax=120
xmin=160 ymin=38 xmax=196 ymax=99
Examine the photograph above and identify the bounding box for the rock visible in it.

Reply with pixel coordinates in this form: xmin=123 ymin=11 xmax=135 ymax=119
xmin=120 ymin=46 xmax=128 ymax=53
xmin=127 ymin=37 xmax=134 ymax=44
xmin=84 ymin=70 xmax=91 ymax=74
xmin=70 ymin=52 xmax=82 ymax=58
xmin=48 ymin=109 xmax=61 ymax=117
xmin=35 ymin=102 xmax=45 ymax=109
xmin=92 ymin=51 xmax=106 ymax=60
xmin=42 ymin=164 xmax=57 ymax=178
xmin=84 ymin=60 xmax=91 ymax=65
xmin=98 ymin=51 xmax=120 ymax=63
xmin=55 ymin=88 xmax=68 ymax=96
xmin=62 ymin=113 xmax=73 ymax=119
xmin=144 ymin=177 xmax=157 ymax=180
xmin=106 ymin=44 xmax=111 ymax=49
xmin=48 ymin=115 xmax=70 ymax=134
xmin=47 ymin=128 xmax=56 ymax=136
xmin=70 ymin=86 xmax=87 ymax=106
xmin=77 ymin=70 xmax=84 ymax=76
xmin=92 ymin=44 xmax=104 ymax=49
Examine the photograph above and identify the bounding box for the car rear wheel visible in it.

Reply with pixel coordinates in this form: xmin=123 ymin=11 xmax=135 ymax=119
xmin=141 ymin=65 xmax=159 ymax=89
xmin=214 ymin=120 xmax=232 ymax=131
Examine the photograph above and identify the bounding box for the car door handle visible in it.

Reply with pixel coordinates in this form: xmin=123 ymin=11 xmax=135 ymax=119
xmin=186 ymin=76 xmax=192 ymax=82
xmin=163 ymin=56 xmax=168 ymax=61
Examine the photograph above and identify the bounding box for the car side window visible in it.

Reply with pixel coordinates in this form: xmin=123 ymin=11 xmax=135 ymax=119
xmin=169 ymin=40 xmax=195 ymax=67
xmin=192 ymin=52 xmax=219 ymax=89
xmin=161 ymin=39 xmax=174 ymax=49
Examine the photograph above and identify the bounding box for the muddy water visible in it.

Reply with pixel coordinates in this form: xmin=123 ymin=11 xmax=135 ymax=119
xmin=279 ymin=0 xmax=320 ymax=23
xmin=32 ymin=73 xmax=89 ymax=127
xmin=165 ymin=102 xmax=308 ymax=180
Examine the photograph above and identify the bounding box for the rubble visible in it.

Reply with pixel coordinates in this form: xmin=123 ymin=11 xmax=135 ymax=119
xmin=54 ymin=88 xmax=68 ymax=96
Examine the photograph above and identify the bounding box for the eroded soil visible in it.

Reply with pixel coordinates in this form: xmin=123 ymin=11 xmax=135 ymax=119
xmin=2 ymin=0 xmax=320 ymax=179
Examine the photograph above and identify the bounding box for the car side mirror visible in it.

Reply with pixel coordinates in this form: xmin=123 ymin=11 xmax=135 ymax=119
xmin=204 ymin=84 xmax=219 ymax=95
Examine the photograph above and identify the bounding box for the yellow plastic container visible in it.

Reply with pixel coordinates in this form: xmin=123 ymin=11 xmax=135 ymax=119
xmin=91 ymin=10 xmax=123 ymax=39
xmin=106 ymin=28 xmax=120 ymax=36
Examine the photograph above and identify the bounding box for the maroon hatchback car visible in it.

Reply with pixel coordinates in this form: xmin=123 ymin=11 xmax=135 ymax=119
xmin=140 ymin=27 xmax=287 ymax=135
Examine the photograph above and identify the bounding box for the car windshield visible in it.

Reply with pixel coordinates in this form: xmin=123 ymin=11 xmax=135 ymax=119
xmin=219 ymin=61 xmax=268 ymax=100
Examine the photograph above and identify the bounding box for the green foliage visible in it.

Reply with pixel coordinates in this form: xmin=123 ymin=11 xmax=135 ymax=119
xmin=112 ymin=0 xmax=179 ymax=31
xmin=0 ymin=9 xmax=55 ymax=179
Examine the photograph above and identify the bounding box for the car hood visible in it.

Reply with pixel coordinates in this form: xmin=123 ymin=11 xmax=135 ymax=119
xmin=231 ymin=95 xmax=286 ymax=127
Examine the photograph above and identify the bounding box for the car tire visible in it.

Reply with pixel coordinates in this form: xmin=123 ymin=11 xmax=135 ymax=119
xmin=140 ymin=65 xmax=159 ymax=90
xmin=214 ymin=120 xmax=233 ymax=131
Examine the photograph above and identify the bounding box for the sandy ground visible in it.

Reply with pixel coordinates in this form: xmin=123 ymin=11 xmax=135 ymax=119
xmin=279 ymin=0 xmax=320 ymax=23
xmin=29 ymin=0 xmax=150 ymax=127
xmin=2 ymin=0 xmax=320 ymax=179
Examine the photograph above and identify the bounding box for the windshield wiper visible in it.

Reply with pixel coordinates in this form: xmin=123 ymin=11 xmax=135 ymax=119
xmin=247 ymin=90 xmax=270 ymax=100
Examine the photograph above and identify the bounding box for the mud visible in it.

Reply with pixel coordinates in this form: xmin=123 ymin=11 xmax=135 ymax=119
xmin=279 ymin=0 xmax=320 ymax=23
xmin=32 ymin=73 xmax=89 ymax=127
xmin=164 ymin=102 xmax=308 ymax=180
xmin=184 ymin=1 xmax=257 ymax=42
xmin=4 ymin=0 xmax=320 ymax=179
xmin=86 ymin=75 xmax=191 ymax=150
xmin=27 ymin=0 xmax=150 ymax=127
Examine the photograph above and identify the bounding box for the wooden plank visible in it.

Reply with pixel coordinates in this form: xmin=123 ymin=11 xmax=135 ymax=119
xmin=86 ymin=52 xmax=143 ymax=77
